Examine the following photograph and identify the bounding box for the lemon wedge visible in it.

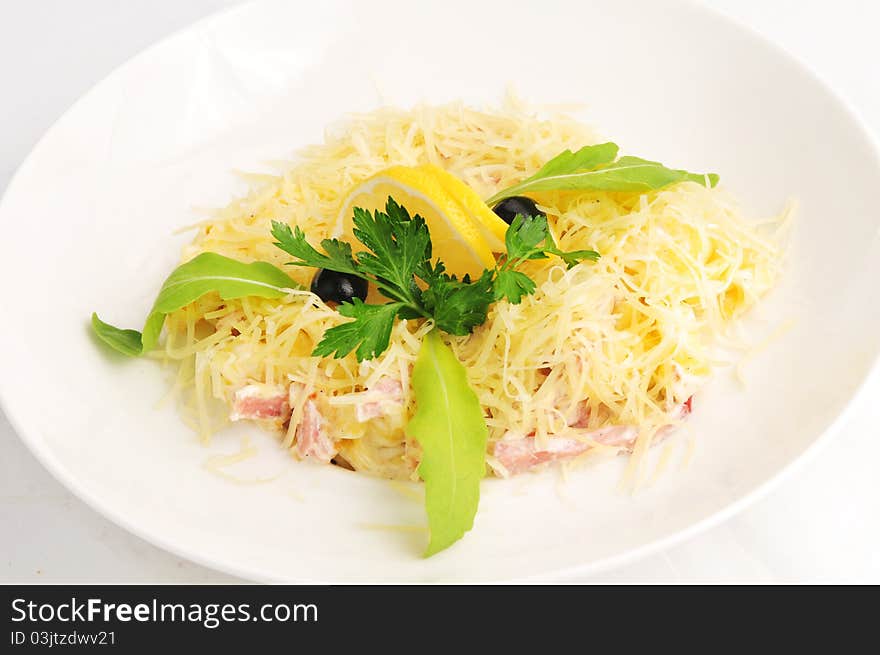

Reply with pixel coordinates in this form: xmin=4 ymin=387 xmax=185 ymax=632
xmin=335 ymin=166 xmax=497 ymax=280
xmin=416 ymin=164 xmax=510 ymax=252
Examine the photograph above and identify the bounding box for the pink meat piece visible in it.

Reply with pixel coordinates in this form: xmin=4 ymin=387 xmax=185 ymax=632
xmin=491 ymin=425 xmax=636 ymax=476
xmin=491 ymin=398 xmax=693 ymax=477
xmin=230 ymin=384 xmax=290 ymax=421
xmin=355 ymin=377 xmax=404 ymax=422
xmin=294 ymin=398 xmax=337 ymax=463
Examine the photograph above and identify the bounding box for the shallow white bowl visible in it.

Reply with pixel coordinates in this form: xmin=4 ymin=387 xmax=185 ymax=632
xmin=1 ymin=0 xmax=879 ymax=582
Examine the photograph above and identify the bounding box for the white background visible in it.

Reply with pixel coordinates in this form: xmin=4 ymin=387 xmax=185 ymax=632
xmin=1 ymin=0 xmax=878 ymax=583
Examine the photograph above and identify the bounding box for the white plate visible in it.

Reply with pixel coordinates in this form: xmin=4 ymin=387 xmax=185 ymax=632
xmin=1 ymin=0 xmax=879 ymax=583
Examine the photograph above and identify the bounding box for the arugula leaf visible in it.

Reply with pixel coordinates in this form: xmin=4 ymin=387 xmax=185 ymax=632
xmin=486 ymin=143 xmax=718 ymax=204
xmin=92 ymin=253 xmax=299 ymax=356
xmin=312 ymin=299 xmax=404 ymax=361
xmin=565 ymin=156 xmax=720 ymax=192
xmin=407 ymin=329 xmax=488 ymax=556
xmin=91 ymin=314 xmax=144 ymax=356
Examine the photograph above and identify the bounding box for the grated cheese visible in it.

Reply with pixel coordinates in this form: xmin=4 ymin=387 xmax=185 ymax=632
xmin=158 ymin=95 xmax=786 ymax=480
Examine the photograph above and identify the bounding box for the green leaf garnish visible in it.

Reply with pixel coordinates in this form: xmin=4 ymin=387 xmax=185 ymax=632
xmin=312 ymin=299 xmax=404 ymax=361
xmin=351 ymin=201 xmax=433 ymax=301
xmin=91 ymin=253 xmax=299 ymax=356
xmin=90 ymin=314 xmax=144 ymax=356
xmin=408 ymin=329 xmax=488 ymax=556
xmin=490 ymin=213 xmax=599 ymax=306
xmin=486 ymin=143 xmax=718 ymax=204
xmin=492 ymin=269 xmax=536 ymax=304
xmin=505 ymin=211 xmax=551 ymax=259
xmin=271 ymin=222 xmax=362 ymax=276
xmin=420 ymin=266 xmax=496 ymax=336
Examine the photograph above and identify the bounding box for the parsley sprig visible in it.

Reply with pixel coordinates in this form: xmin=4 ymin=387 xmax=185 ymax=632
xmin=271 ymin=197 xmax=598 ymax=361
xmin=493 ymin=213 xmax=600 ymax=304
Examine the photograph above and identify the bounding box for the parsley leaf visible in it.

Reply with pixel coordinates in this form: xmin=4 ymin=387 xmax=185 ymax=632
xmin=539 ymin=222 xmax=599 ymax=269
xmin=421 ymin=267 xmax=495 ymax=335
xmin=489 ymin=214 xmax=599 ymax=304
xmin=501 ymin=214 xmax=598 ymax=268
xmin=493 ymin=269 xmax=536 ymax=304
xmin=504 ymin=213 xmax=551 ymax=261
xmin=271 ymin=221 xmax=361 ymax=277
xmin=312 ymin=299 xmax=404 ymax=361
xmin=350 ymin=198 xmax=431 ymax=306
